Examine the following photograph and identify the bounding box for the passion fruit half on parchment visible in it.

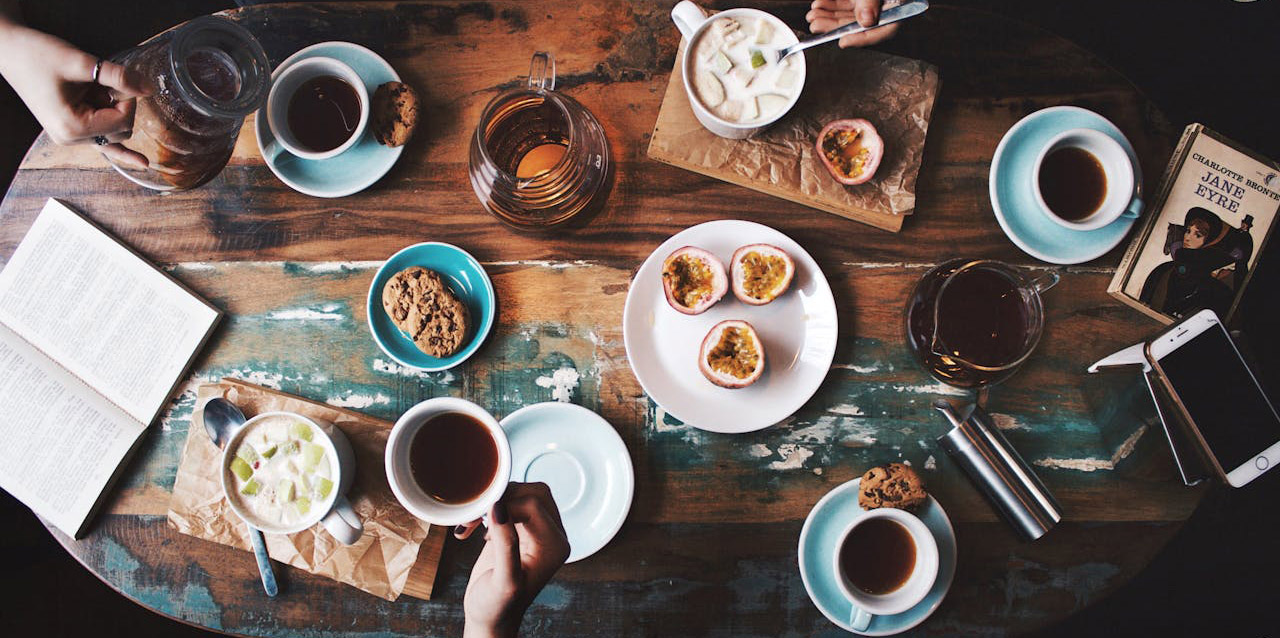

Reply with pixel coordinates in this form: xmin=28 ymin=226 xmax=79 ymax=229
xmin=698 ymin=320 xmax=766 ymax=388
xmin=731 ymin=244 xmax=795 ymax=305
xmin=817 ymin=118 xmax=884 ymax=185
xmin=662 ymin=246 xmax=728 ymax=315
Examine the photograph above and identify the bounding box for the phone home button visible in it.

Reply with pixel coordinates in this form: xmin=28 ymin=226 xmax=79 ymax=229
xmin=1257 ymin=456 xmax=1269 ymax=471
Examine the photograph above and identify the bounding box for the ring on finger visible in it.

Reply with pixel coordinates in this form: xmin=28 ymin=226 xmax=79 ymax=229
xmin=92 ymin=59 xmax=105 ymax=85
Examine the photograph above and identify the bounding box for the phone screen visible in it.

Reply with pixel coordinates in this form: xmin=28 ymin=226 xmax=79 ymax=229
xmin=1160 ymin=323 xmax=1280 ymax=470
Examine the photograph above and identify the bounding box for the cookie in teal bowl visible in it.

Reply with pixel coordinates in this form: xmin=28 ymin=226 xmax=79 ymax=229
xmin=367 ymin=243 xmax=496 ymax=371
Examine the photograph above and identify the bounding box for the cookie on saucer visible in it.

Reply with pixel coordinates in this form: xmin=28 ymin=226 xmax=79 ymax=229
xmin=371 ymin=81 xmax=419 ymax=147
xmin=382 ymin=267 xmax=469 ymax=358
xmin=858 ymin=462 xmax=927 ymax=511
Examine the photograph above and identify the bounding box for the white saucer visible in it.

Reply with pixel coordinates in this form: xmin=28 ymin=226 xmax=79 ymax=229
xmin=499 ymin=402 xmax=634 ymax=563
xmin=621 ymin=220 xmax=839 ymax=433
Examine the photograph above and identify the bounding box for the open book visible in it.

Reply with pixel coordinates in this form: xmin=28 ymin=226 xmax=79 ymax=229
xmin=0 ymin=199 xmax=220 ymax=538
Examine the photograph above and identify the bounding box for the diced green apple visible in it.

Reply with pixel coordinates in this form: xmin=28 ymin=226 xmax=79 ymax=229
xmin=290 ymin=422 xmax=313 ymax=442
xmin=316 ymin=477 xmax=334 ymax=500
xmin=240 ymin=479 xmax=260 ymax=496
xmin=295 ymin=497 xmax=311 ymax=517
xmin=712 ymin=51 xmax=732 ymax=75
xmin=278 ymin=479 xmax=295 ymax=503
xmin=261 ymin=444 xmax=278 ymax=459
xmin=230 ymin=457 xmax=253 ymax=481
xmin=235 ymin=445 xmax=258 ymax=463
xmin=302 ymin=443 xmax=325 ymax=471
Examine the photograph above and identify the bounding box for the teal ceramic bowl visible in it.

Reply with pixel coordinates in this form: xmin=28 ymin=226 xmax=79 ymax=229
xmin=367 ymin=243 xmax=496 ymax=371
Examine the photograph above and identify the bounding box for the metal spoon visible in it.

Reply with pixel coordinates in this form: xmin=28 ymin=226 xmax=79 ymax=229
xmin=203 ymin=397 xmax=279 ymax=597
xmin=766 ymin=0 xmax=930 ymax=64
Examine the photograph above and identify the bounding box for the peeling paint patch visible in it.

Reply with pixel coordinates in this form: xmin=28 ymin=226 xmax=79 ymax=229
xmin=748 ymin=443 xmax=772 ymax=458
xmin=167 ymin=262 xmax=217 ymax=272
xmin=768 ymin=444 xmax=814 ymax=470
xmin=371 ymin=358 xmax=456 ymax=384
xmin=327 ymin=393 xmax=391 ymax=409
xmin=264 ymin=303 xmax=346 ymax=321
xmin=485 ymin=259 xmax=596 ymax=269
xmin=1034 ymin=425 xmax=1148 ymax=472
xmin=890 ymin=381 xmax=969 ymax=396
xmin=924 ymin=455 xmax=937 ymax=470
xmin=287 ymin=261 xmax=381 ymax=274
xmin=990 ymin=413 xmax=1029 ymax=430
xmin=535 ymin=367 xmax=580 ymax=402
xmin=828 ymin=404 xmax=866 ymax=416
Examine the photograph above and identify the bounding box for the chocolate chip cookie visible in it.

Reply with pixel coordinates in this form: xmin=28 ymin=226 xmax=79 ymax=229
xmin=382 ymin=267 xmax=469 ymax=358
xmin=371 ymin=81 xmax=418 ymax=147
xmin=858 ymin=463 xmax=927 ymax=511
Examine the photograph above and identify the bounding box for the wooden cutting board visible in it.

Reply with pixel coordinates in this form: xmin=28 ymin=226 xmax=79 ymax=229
xmin=648 ymin=38 xmax=940 ymax=232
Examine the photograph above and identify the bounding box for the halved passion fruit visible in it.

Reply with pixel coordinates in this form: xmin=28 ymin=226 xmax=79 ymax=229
xmin=662 ymin=246 xmax=728 ymax=315
xmin=731 ymin=244 xmax=795 ymax=305
xmin=698 ymin=320 xmax=765 ymax=388
xmin=817 ymin=118 xmax=884 ymax=185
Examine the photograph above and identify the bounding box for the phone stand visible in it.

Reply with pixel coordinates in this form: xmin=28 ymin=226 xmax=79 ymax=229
xmin=1088 ymin=342 xmax=1211 ymax=486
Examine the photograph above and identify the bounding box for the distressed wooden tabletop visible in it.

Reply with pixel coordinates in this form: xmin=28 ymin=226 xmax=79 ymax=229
xmin=0 ymin=1 xmax=1204 ymax=636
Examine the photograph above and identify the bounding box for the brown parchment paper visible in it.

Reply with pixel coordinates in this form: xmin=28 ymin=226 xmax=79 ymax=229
xmin=167 ymin=379 xmax=444 ymax=601
xmin=648 ymin=37 xmax=941 ymax=233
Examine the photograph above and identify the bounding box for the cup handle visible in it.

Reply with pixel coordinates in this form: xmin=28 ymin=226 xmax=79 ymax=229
xmin=528 ymin=51 xmax=556 ymax=92
xmin=1029 ymin=270 xmax=1060 ymax=294
xmin=1122 ymin=195 xmax=1144 ymax=219
xmin=850 ymin=606 xmax=873 ymax=632
xmin=671 ymin=0 xmax=708 ymax=42
xmin=321 ymin=495 xmax=364 ymax=545
xmin=262 ymin=139 xmax=287 ymax=163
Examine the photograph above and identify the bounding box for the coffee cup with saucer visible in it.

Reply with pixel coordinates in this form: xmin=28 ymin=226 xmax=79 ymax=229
xmin=833 ymin=507 xmax=940 ymax=631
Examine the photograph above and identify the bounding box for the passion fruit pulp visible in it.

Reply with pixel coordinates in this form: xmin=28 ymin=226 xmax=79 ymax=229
xmin=817 ymin=118 xmax=884 ymax=186
xmin=731 ymin=244 xmax=795 ymax=305
xmin=661 ymin=246 xmax=727 ymax=315
xmin=699 ymin=320 xmax=765 ymax=388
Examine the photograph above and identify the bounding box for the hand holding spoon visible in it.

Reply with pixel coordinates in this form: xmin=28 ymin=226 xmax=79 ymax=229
xmin=203 ymin=397 xmax=279 ymax=597
xmin=767 ymin=0 xmax=930 ymax=64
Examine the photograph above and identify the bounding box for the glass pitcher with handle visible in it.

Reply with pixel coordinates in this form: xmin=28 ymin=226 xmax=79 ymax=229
xmin=905 ymin=259 xmax=1059 ymax=388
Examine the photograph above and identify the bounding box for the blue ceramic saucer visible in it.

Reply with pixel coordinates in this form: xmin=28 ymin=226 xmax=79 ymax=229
xmin=254 ymin=41 xmax=404 ymax=198
xmin=798 ymin=478 xmax=957 ymax=636
xmin=366 ymin=243 xmax=495 ymax=371
xmin=989 ymin=105 xmax=1144 ymax=264
xmin=500 ymin=402 xmax=634 ymax=563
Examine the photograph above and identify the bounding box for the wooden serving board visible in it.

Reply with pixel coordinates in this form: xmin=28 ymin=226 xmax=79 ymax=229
xmin=648 ymin=39 xmax=940 ymax=233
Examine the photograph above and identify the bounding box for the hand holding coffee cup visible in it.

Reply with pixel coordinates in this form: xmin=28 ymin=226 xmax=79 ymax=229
xmin=1033 ymin=127 xmax=1143 ymax=231
xmin=264 ymin=56 xmax=369 ymax=161
xmin=834 ymin=507 xmax=939 ymax=631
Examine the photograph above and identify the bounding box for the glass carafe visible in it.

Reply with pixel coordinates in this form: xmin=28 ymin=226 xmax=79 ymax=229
xmin=905 ymin=259 xmax=1059 ymax=388
xmin=468 ymin=52 xmax=612 ymax=231
xmin=107 ymin=16 xmax=269 ymax=191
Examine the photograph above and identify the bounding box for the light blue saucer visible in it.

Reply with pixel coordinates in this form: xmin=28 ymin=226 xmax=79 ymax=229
xmin=500 ymin=402 xmax=634 ymax=563
xmin=366 ymin=243 xmax=495 ymax=371
xmin=254 ymin=41 xmax=404 ymax=198
xmin=989 ymin=105 xmax=1144 ymax=264
xmin=798 ymin=478 xmax=957 ymax=636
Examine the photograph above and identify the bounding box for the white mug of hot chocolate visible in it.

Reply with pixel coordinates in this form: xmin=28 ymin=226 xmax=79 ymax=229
xmin=671 ymin=1 xmax=806 ymax=139
xmin=221 ymin=411 xmax=364 ymax=544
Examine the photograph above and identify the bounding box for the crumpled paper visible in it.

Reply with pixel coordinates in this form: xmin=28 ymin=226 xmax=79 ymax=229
xmin=167 ymin=379 xmax=443 ymax=601
xmin=648 ymin=37 xmax=940 ymax=232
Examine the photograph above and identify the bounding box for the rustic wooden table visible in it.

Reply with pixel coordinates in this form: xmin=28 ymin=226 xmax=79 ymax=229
xmin=0 ymin=2 xmax=1205 ymax=636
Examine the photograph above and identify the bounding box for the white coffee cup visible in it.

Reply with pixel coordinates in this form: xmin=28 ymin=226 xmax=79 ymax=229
xmin=670 ymin=1 xmax=806 ymax=139
xmin=384 ymin=397 xmax=512 ymax=526
xmin=220 ymin=411 xmax=364 ymax=545
xmin=264 ymin=56 xmax=369 ymax=161
xmin=1032 ymin=127 xmax=1143 ymax=231
xmin=833 ymin=507 xmax=939 ymax=632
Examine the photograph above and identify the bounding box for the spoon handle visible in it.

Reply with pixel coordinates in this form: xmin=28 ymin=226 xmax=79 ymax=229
xmin=249 ymin=528 xmax=279 ymax=597
xmin=784 ymin=0 xmax=929 ymax=60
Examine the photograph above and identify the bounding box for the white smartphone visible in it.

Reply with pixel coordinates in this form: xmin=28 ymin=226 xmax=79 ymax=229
xmin=1146 ymin=309 xmax=1280 ymax=487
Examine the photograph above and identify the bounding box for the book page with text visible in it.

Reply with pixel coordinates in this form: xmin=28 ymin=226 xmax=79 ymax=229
xmin=0 ymin=199 xmax=219 ymax=424
xmin=0 ymin=322 xmax=144 ymax=538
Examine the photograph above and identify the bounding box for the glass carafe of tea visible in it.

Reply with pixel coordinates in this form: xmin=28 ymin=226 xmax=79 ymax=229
xmin=904 ymin=259 xmax=1058 ymax=388
xmin=468 ymin=52 xmax=612 ymax=231
xmin=106 ymin=16 xmax=269 ymax=191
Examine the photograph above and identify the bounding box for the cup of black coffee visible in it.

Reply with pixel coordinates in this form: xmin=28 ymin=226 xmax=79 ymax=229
xmin=385 ymin=398 xmax=512 ymax=526
xmin=833 ymin=507 xmax=939 ymax=631
xmin=1032 ymin=127 xmax=1143 ymax=231
xmin=264 ymin=56 xmax=369 ymax=161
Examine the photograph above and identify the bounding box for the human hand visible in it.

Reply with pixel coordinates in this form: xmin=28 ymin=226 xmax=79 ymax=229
xmin=0 ymin=20 xmax=149 ymax=168
xmin=456 ymin=482 xmax=570 ymax=638
xmin=806 ymin=0 xmax=902 ymax=48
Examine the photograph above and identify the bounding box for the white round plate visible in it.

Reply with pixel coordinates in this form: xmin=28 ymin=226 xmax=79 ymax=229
xmin=500 ymin=402 xmax=634 ymax=563
xmin=622 ymin=220 xmax=838 ymax=433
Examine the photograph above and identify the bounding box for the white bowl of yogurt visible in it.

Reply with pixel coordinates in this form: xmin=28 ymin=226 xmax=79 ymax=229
xmin=221 ymin=411 xmax=364 ymax=544
xmin=671 ymin=1 xmax=807 ymax=139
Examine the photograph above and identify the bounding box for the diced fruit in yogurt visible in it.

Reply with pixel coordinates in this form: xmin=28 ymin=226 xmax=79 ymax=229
xmin=694 ymin=71 xmax=725 ymax=108
xmin=279 ymin=440 xmax=300 ymax=456
xmin=696 ymin=30 xmax=723 ymax=60
xmin=777 ymin=69 xmax=799 ymax=90
xmin=712 ymin=51 xmax=733 ymax=74
xmin=725 ymin=29 xmax=746 ymax=45
xmin=714 ymin=17 xmax=740 ymax=35
xmin=756 ymin=20 xmax=774 ymax=44
xmin=278 ymin=479 xmax=295 ymax=503
xmin=294 ymin=497 xmax=311 ymax=517
xmin=718 ymin=99 xmax=744 ymax=121
xmin=743 ymin=97 xmax=759 ymax=121
xmin=230 ymin=457 xmax=254 ymax=481
xmin=241 ymin=478 xmax=261 ymax=495
xmin=731 ymin=66 xmax=756 ymax=88
xmin=291 ymin=422 xmax=313 ymax=442
xmin=758 ymin=94 xmax=789 ymax=117
xmin=749 ymin=50 xmax=766 ymax=69
xmin=261 ymin=444 xmax=278 ymax=459
xmin=317 ymin=477 xmax=334 ymax=500
xmin=302 ymin=443 xmax=325 ymax=471
xmin=236 ymin=445 xmax=258 ymax=463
